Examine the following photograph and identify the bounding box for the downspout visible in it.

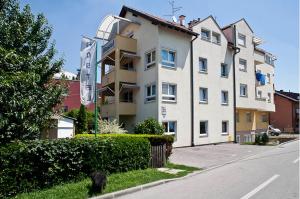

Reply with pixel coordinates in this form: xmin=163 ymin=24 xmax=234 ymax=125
xmin=232 ymin=25 xmax=240 ymax=143
xmin=190 ymin=34 xmax=198 ymax=147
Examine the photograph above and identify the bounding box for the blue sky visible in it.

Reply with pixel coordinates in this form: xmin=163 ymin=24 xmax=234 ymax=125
xmin=21 ymin=0 xmax=299 ymax=92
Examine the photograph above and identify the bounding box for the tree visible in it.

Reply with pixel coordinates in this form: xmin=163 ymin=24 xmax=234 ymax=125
xmin=0 ymin=0 xmax=65 ymax=144
xmin=76 ymin=104 xmax=88 ymax=134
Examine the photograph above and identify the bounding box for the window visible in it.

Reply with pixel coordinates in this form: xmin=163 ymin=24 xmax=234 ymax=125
xmin=267 ymin=73 xmax=271 ymax=84
xmin=238 ymin=33 xmax=246 ymax=47
xmin=257 ymin=90 xmax=262 ymax=99
xmin=200 ymin=121 xmax=208 ymax=135
xmin=222 ymin=121 xmax=229 ymax=134
xmin=145 ymin=50 xmax=156 ymax=69
xmin=261 ymin=114 xmax=268 ymax=122
xmin=162 ymin=83 xmax=176 ymax=102
xmin=163 ymin=121 xmax=177 ymax=137
xmin=239 ymin=59 xmax=247 ymax=71
xmin=121 ymin=90 xmax=133 ymax=102
xmin=199 ymin=87 xmax=208 ymax=103
xmin=240 ymin=84 xmax=248 ymax=97
xmin=121 ymin=61 xmax=134 ymax=71
xmin=267 ymin=93 xmax=271 ymax=103
xmin=221 ymin=90 xmax=229 ymax=105
xmin=161 ymin=49 xmax=176 ymax=68
xmin=265 ymin=54 xmax=274 ymax=65
xmin=236 ymin=112 xmax=240 ymax=123
xmin=221 ymin=63 xmax=228 ymax=77
xmin=199 ymin=57 xmax=207 ymax=73
xmin=145 ymin=83 xmax=156 ymax=102
xmin=212 ymin=32 xmax=221 ymax=44
xmin=246 ymin=112 xmax=252 ymax=122
xmin=201 ymin=28 xmax=211 ymax=41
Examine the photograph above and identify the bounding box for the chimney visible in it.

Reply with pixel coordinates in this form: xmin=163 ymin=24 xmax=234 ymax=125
xmin=179 ymin=15 xmax=186 ymax=26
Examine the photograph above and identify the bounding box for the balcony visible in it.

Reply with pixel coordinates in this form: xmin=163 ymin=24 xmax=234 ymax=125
xmin=102 ymin=35 xmax=137 ymax=57
xmin=101 ymin=69 xmax=137 ymax=87
xmin=101 ymin=101 xmax=136 ymax=118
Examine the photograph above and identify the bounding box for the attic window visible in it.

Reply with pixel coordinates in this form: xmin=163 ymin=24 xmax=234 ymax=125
xmin=132 ymin=13 xmax=138 ymax=17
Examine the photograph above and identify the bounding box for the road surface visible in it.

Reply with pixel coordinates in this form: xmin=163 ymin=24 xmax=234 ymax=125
xmin=119 ymin=140 xmax=299 ymax=199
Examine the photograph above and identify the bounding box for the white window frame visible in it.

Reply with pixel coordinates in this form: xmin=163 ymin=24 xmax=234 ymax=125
xmin=201 ymin=28 xmax=211 ymax=41
xmin=212 ymin=32 xmax=221 ymax=44
xmin=240 ymin=84 xmax=248 ymax=97
xmin=257 ymin=90 xmax=262 ymax=99
xmin=199 ymin=87 xmax=208 ymax=103
xmin=161 ymin=48 xmax=176 ymax=69
xmin=145 ymin=83 xmax=156 ymax=102
xmin=162 ymin=121 xmax=177 ymax=137
xmin=200 ymin=120 xmax=208 ymax=136
xmin=199 ymin=57 xmax=207 ymax=73
xmin=162 ymin=83 xmax=177 ymax=102
xmin=221 ymin=90 xmax=229 ymax=105
xmin=145 ymin=49 xmax=156 ymax=69
xmin=222 ymin=121 xmax=229 ymax=135
xmin=238 ymin=33 xmax=246 ymax=47
xmin=239 ymin=58 xmax=247 ymax=72
xmin=221 ymin=63 xmax=228 ymax=77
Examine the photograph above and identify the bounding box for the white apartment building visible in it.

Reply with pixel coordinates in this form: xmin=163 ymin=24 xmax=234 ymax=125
xmin=98 ymin=6 xmax=276 ymax=147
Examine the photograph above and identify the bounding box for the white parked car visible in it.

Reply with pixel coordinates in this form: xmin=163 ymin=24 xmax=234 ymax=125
xmin=267 ymin=125 xmax=281 ymax=136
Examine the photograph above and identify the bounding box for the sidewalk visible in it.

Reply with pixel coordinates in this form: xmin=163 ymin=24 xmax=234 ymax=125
xmin=170 ymin=143 xmax=275 ymax=169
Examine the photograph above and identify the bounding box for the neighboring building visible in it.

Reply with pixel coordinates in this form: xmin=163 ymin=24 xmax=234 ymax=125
xmin=98 ymin=6 xmax=276 ymax=147
xmin=270 ymin=90 xmax=299 ymax=133
xmin=54 ymin=70 xmax=77 ymax=80
xmin=222 ymin=19 xmax=276 ymax=143
xmin=60 ymin=80 xmax=101 ymax=112
xmin=42 ymin=115 xmax=75 ymax=139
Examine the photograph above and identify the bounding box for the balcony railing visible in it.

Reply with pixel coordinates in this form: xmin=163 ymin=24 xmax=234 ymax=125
xmin=102 ymin=39 xmax=115 ymax=55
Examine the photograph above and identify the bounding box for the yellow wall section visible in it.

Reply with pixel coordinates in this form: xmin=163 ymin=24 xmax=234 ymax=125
xmin=236 ymin=109 xmax=269 ymax=131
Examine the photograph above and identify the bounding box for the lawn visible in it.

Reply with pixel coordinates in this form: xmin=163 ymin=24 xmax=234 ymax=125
xmin=15 ymin=163 xmax=200 ymax=199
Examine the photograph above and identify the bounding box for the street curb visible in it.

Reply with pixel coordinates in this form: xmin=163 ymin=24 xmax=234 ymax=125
xmin=90 ymin=139 xmax=299 ymax=199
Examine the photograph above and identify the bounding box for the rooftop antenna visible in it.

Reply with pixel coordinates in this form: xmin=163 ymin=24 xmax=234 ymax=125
xmin=163 ymin=0 xmax=182 ymax=22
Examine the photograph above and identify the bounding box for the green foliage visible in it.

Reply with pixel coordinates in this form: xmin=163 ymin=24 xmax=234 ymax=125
xmin=0 ymin=0 xmax=65 ymax=144
xmin=0 ymin=137 xmax=150 ymax=197
xmin=261 ymin=133 xmax=269 ymax=144
xmin=64 ymin=108 xmax=95 ymax=132
xmin=76 ymin=134 xmax=174 ymax=159
xmin=134 ymin=118 xmax=164 ymax=135
xmin=98 ymin=119 xmax=127 ymax=134
xmin=254 ymin=133 xmax=269 ymax=145
xmin=76 ymin=104 xmax=88 ymax=134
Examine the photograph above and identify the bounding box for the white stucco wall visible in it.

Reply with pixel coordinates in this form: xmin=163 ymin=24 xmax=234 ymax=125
xmin=157 ymin=27 xmax=192 ymax=147
xmin=192 ymin=17 xmax=234 ymax=145
xmin=124 ymin=12 xmax=159 ymax=124
xmin=234 ymin=20 xmax=275 ymax=112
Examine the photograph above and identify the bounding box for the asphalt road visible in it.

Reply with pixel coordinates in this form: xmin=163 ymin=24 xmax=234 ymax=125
xmin=119 ymin=140 xmax=299 ymax=199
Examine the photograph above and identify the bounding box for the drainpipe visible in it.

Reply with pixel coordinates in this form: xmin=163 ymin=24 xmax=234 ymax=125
xmin=232 ymin=25 xmax=240 ymax=143
xmin=190 ymin=35 xmax=198 ymax=147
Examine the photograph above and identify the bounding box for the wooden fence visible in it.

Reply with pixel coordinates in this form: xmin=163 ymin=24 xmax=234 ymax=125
xmin=150 ymin=144 xmax=166 ymax=168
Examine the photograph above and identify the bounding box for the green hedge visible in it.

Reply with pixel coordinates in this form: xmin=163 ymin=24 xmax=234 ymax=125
xmin=76 ymin=134 xmax=174 ymax=159
xmin=0 ymin=137 xmax=150 ymax=198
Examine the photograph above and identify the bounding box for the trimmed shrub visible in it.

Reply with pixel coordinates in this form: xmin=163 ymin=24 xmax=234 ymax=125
xmin=134 ymin=118 xmax=164 ymax=135
xmin=0 ymin=137 xmax=150 ymax=197
xmin=76 ymin=134 xmax=174 ymax=159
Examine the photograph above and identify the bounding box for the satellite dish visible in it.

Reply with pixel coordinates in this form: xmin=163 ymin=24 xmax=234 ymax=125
xmin=172 ymin=16 xmax=177 ymax=23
